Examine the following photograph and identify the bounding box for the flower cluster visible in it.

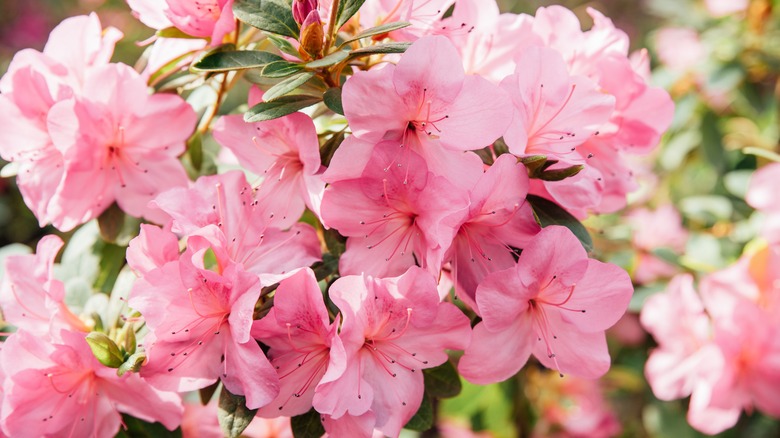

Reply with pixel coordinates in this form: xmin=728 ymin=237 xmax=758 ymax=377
xmin=0 ymin=0 xmax=669 ymax=436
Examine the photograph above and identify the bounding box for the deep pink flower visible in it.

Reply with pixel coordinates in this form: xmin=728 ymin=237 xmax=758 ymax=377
xmin=460 ymin=226 xmax=632 ymax=383
xmin=128 ymin=235 xmax=279 ymax=409
xmin=445 ymin=154 xmax=540 ymax=310
xmin=321 ymin=140 xmax=469 ymax=278
xmin=316 ymin=267 xmax=471 ymax=437
xmin=213 ymin=92 xmax=325 ymax=227
xmin=0 ymin=329 xmax=182 ymax=438
xmin=152 ymin=171 xmax=321 ymax=285
xmin=252 ymin=268 xmax=346 ymax=417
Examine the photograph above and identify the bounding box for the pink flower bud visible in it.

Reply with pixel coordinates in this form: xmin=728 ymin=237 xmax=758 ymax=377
xmin=293 ymin=0 xmax=318 ymax=25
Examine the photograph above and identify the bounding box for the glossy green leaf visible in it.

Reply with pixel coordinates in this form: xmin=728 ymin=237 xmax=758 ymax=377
xmin=218 ymin=386 xmax=258 ymax=438
xmin=232 ymin=0 xmax=299 ymax=38
xmin=267 ymin=34 xmax=302 ymax=58
xmin=117 ymin=352 xmax=146 ymax=377
xmin=244 ymin=95 xmax=322 ymax=122
xmin=263 ymin=72 xmax=316 ymax=101
xmin=336 ymin=0 xmax=366 ymax=28
xmin=261 ymin=60 xmax=305 ymax=78
xmin=192 ymin=50 xmax=283 ymax=72
xmin=86 ymin=332 xmax=124 ymax=369
xmin=323 ymin=87 xmax=344 ymax=115
xmin=423 ymin=360 xmax=462 ymax=399
xmin=291 ymin=408 xmax=325 ymax=438
xmin=527 ymin=195 xmax=593 ymax=252
xmin=349 ymin=42 xmax=410 ymax=58
xmin=306 ymin=49 xmax=350 ymax=68
xmin=537 ymin=164 xmax=584 ymax=181
xmin=403 ymin=393 xmax=434 ymax=432
xmin=341 ymin=21 xmax=411 ymax=44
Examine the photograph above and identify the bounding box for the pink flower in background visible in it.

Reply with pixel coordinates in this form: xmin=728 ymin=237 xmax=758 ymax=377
xmin=152 ymin=171 xmax=321 ymax=285
xmin=446 ymin=154 xmax=540 ymax=310
xmin=128 ymin=235 xmax=279 ymax=409
xmin=0 ymin=329 xmax=182 ymax=438
xmin=627 ymin=205 xmax=688 ymax=284
xmin=46 ymin=63 xmax=195 ymax=230
xmin=460 ymin=226 xmax=632 ymax=383
xmin=317 ymin=267 xmax=471 ymax=437
xmin=127 ymin=0 xmax=236 ymax=44
xmin=0 ymin=235 xmax=89 ymax=337
xmin=321 ymin=141 xmax=469 ymax=278
xmin=355 ymin=0 xmax=451 ymax=41
xmin=654 ymin=28 xmax=706 ymax=73
xmin=213 ymin=89 xmax=326 ymax=226
xmin=182 ymin=401 xmax=293 ymax=438
xmin=747 ymin=163 xmax=780 ymax=242
xmin=252 ymin=268 xmax=346 ymax=418
xmin=705 ymin=0 xmax=748 ymax=17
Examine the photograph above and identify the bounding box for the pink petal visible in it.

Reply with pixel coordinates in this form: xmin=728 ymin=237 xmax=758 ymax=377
xmin=459 ymin=319 xmax=533 ymax=385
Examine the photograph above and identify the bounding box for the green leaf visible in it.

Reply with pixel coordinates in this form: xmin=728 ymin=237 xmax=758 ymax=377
xmin=652 ymin=247 xmax=681 ymax=266
xmin=200 ymin=381 xmax=221 ymax=405
xmin=423 ymin=360 xmax=462 ymax=399
xmin=320 ymin=130 xmax=345 ymax=166
xmin=700 ymin=111 xmax=726 ymax=173
xmin=261 ymin=60 xmax=305 ymax=78
xmin=323 ymin=87 xmax=344 ymax=115
xmin=349 ymin=42 xmax=410 ymax=58
xmin=291 ymin=408 xmax=325 ymax=438
xmin=527 ymin=195 xmax=593 ymax=253
xmin=117 ymin=352 xmax=146 ymax=377
xmin=192 ymin=50 xmax=283 ymax=72
xmin=323 ymin=228 xmax=347 ymax=257
xmin=218 ymin=386 xmax=259 ymax=438
xmin=97 ymin=202 xmax=125 ymax=243
xmin=306 ymin=49 xmax=350 ymax=68
xmin=156 ymin=26 xmax=199 ymax=39
xmin=245 ymin=94 xmax=322 ymax=122
xmin=520 ymin=155 xmax=548 ymax=174
xmin=267 ymin=34 xmax=302 ymax=58
xmin=94 ymin=242 xmax=127 ymax=293
xmin=86 ymin=332 xmax=124 ymax=368
xmin=263 ymin=71 xmax=314 ymax=102
xmin=117 ymin=415 xmax=183 ymax=438
xmin=187 ymin=132 xmax=203 ymax=171
xmin=232 ymin=0 xmax=299 ymax=38
xmin=336 ymin=0 xmax=366 ymax=28
xmin=341 ymin=21 xmax=411 ymax=44
xmin=312 ymin=253 xmax=339 ymax=280
xmin=123 ymin=323 xmax=137 ymax=355
xmin=536 ymin=164 xmax=584 ymax=181
xmin=404 ymin=393 xmax=434 ymax=432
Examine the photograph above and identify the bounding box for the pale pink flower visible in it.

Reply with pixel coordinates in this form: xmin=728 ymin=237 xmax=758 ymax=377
xmin=316 ymin=267 xmax=471 ymax=437
xmin=128 ymin=235 xmax=279 ymax=409
xmin=252 ymin=268 xmax=346 ymax=418
xmin=627 ymin=205 xmax=688 ymax=284
xmin=445 ymin=154 xmax=540 ymax=310
xmin=0 ymin=329 xmax=182 ymax=438
xmin=213 ymin=90 xmax=325 ymax=227
xmin=151 ymin=171 xmax=321 ymax=285
xmin=355 ymin=0 xmax=452 ymax=41
xmin=705 ymin=0 xmax=748 ymax=17
xmin=654 ymin=28 xmax=706 ymax=73
xmin=127 ymin=0 xmax=236 ymax=44
xmin=459 ymin=226 xmax=632 ymax=383
xmin=321 ymin=140 xmax=469 ymax=278
xmin=0 ymin=235 xmax=90 ymax=337
xmin=45 ymin=62 xmax=195 ymax=230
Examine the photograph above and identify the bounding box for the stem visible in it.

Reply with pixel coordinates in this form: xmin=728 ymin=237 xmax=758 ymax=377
xmin=324 ymin=0 xmax=341 ymax=52
xmin=198 ymin=72 xmax=229 ymax=135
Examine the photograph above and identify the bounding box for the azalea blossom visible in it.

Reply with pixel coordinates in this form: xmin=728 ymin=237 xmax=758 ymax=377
xmin=460 ymin=226 xmax=632 ymax=383
xmin=127 ymin=0 xmax=236 ymax=44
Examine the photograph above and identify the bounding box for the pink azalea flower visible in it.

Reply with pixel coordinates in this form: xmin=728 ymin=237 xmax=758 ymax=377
xmin=355 ymin=0 xmax=452 ymax=41
xmin=654 ymin=28 xmax=706 ymax=73
xmin=627 ymin=205 xmax=688 ymax=284
xmin=445 ymin=154 xmax=540 ymax=310
xmin=152 ymin=171 xmax=321 ymax=285
xmin=640 ymin=274 xmax=715 ymax=402
xmin=321 ymin=140 xmax=469 ymax=278
xmin=0 ymin=235 xmax=90 ymax=337
xmin=213 ymin=91 xmax=325 ymax=227
xmin=0 ymin=329 xmax=182 ymax=437
xmin=45 ymin=63 xmax=195 ymax=230
xmin=128 ymin=0 xmax=236 ymax=44
xmin=459 ymin=226 xmax=632 ymax=383
xmin=128 ymin=235 xmax=279 ymax=409
xmin=342 ymin=35 xmax=511 ymax=178
xmin=316 ymin=267 xmax=471 ymax=437
xmin=252 ymin=268 xmax=346 ymax=417
xmin=181 ymin=400 xmax=294 ymax=438
xmin=705 ymin=0 xmax=748 ymax=17
xmin=747 ymin=163 xmax=780 ymax=242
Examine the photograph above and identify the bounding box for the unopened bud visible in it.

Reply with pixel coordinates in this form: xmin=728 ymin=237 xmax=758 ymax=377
xmin=293 ymin=0 xmax=318 ymax=25
xmin=85 ymin=332 xmax=124 ymax=369
xmin=299 ymin=10 xmax=325 ymax=60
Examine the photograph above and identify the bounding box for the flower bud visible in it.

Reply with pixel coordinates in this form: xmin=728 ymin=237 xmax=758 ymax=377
xmin=293 ymin=0 xmax=318 ymax=25
xmin=299 ymin=10 xmax=325 ymax=60
xmin=85 ymin=332 xmax=125 ymax=368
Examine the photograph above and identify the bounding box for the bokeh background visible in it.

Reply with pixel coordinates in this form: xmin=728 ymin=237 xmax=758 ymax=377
xmin=1 ymin=0 xmax=778 ymax=437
